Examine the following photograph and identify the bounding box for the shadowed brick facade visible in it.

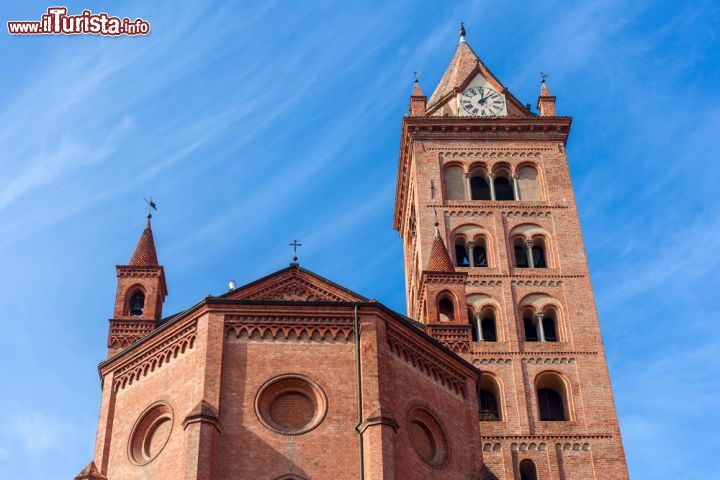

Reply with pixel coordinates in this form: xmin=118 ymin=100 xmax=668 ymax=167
xmin=77 ymin=27 xmax=628 ymax=480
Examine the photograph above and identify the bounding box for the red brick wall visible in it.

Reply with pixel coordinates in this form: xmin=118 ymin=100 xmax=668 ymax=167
xmin=397 ymin=128 xmax=630 ymax=479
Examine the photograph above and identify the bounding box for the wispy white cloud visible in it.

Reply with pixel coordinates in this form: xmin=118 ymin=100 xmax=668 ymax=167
xmin=1 ymin=410 xmax=78 ymax=455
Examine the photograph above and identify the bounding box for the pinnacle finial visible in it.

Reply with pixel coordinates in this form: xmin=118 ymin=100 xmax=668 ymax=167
xmin=539 ymin=72 xmax=553 ymax=96
xmin=412 ymin=72 xmax=424 ymax=97
xmin=459 ymin=21 xmax=466 ymax=43
xmin=143 ymin=196 xmax=157 ymax=228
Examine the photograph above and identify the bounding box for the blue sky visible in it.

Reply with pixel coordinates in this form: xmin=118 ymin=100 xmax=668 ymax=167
xmin=0 ymin=1 xmax=718 ymax=478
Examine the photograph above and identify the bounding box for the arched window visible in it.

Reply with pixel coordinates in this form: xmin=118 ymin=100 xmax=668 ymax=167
xmin=480 ymin=307 xmax=497 ymax=342
xmin=514 ymin=237 xmax=529 ymax=268
xmin=129 ymin=291 xmax=145 ymax=316
xmin=469 ymin=309 xmax=479 ymax=342
xmin=470 ymin=175 xmax=492 ymax=200
xmin=455 ymin=237 xmax=470 ymax=267
xmin=444 ymin=166 xmax=465 ymax=200
xmin=523 ymin=309 xmax=539 ymax=342
xmin=493 ymin=173 xmax=514 ymax=201
xmin=531 ymin=237 xmax=547 ymax=268
xmin=516 ymin=166 xmax=540 ymax=201
xmin=536 ymin=373 xmax=569 ymax=421
xmin=519 ymin=459 xmax=538 ymax=480
xmin=472 ymin=236 xmax=488 ymax=267
xmin=469 ymin=307 xmax=498 ymax=342
xmin=438 ymin=296 xmax=455 ymax=322
xmin=542 ymin=309 xmax=558 ymax=342
xmin=477 ymin=375 xmax=501 ymax=421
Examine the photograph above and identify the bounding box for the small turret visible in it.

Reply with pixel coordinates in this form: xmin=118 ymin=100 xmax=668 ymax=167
xmin=409 ymin=76 xmax=427 ymax=116
xmin=537 ymin=76 xmax=557 ymax=117
xmin=108 ymin=214 xmax=168 ymax=356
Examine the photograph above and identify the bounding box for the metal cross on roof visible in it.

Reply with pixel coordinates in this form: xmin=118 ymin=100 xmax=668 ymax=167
xmin=289 ymin=240 xmax=302 ymax=265
xmin=143 ymin=196 xmax=157 ymax=219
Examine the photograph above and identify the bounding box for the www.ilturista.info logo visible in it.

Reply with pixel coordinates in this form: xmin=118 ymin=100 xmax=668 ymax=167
xmin=7 ymin=7 xmax=150 ymax=36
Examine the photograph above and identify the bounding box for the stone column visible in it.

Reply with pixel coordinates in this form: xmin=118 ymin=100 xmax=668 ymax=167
xmin=467 ymin=241 xmax=475 ymax=268
xmin=535 ymin=312 xmax=546 ymax=343
xmin=487 ymin=172 xmax=496 ymax=200
xmin=464 ymin=172 xmax=473 ymax=200
xmin=525 ymin=239 xmax=535 ymax=269
xmin=474 ymin=311 xmax=484 ymax=341
xmin=512 ymin=173 xmax=520 ymax=200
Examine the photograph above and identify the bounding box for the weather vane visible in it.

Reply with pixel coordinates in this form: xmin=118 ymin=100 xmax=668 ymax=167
xmin=414 ymin=71 xmax=421 ymax=81
xmin=540 ymin=71 xmax=549 ymax=82
xmin=289 ymin=239 xmax=302 ymax=265
xmin=143 ymin=196 xmax=158 ymax=219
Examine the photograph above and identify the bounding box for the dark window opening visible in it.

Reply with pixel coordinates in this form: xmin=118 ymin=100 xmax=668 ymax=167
xmin=519 ymin=459 xmax=538 ymax=480
xmin=129 ymin=291 xmax=145 ymax=316
xmin=471 ymin=176 xmax=491 ymax=200
xmin=524 ymin=316 xmax=538 ymax=342
xmin=473 ymin=245 xmax=488 ymax=267
xmin=481 ymin=316 xmax=497 ymax=342
xmin=538 ymin=388 xmax=566 ymax=421
xmin=542 ymin=317 xmax=557 ymax=342
xmin=478 ymin=388 xmax=500 ymax=421
xmin=455 ymin=244 xmax=469 ymax=267
xmin=515 ymin=245 xmax=529 ymax=268
xmin=532 ymin=245 xmax=547 ymax=268
xmin=494 ymin=176 xmax=514 ymax=201
xmin=438 ymin=297 xmax=455 ymax=322
xmin=469 ymin=310 xmax=479 ymax=342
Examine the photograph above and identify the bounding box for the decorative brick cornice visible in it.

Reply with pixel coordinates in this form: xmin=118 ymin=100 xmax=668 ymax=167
xmin=509 ymin=279 xmax=564 ymax=287
xmin=242 ymin=276 xmax=347 ymax=302
xmin=225 ymin=314 xmax=354 ymax=342
xmin=421 ymin=271 xmax=467 ymax=285
xmin=387 ymin=324 xmax=470 ymax=398
xmin=471 ymin=351 xmax=599 ymax=366
xmin=427 ymin=324 xmax=472 ymax=353
xmin=111 ymin=319 xmax=197 ymax=391
xmin=471 ymin=357 xmax=513 ymax=365
xmin=116 ymin=266 xmax=164 ymax=277
xmin=482 ymin=434 xmax=612 ymax=441
xmin=434 ymin=148 xmax=551 ymax=155
xmin=404 ymin=117 xmax=572 ymax=141
xmin=108 ymin=319 xmax=155 ymax=349
xmin=465 ymin=279 xmax=503 ymax=287
xmin=482 ymin=439 xmax=601 ymax=453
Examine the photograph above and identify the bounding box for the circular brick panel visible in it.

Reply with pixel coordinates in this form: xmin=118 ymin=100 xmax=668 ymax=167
xmin=128 ymin=403 xmax=173 ymax=465
xmin=255 ymin=375 xmax=327 ymax=435
xmin=407 ymin=408 xmax=448 ymax=468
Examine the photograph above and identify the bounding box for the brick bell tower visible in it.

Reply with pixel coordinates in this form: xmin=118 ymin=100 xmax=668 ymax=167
xmin=394 ymin=23 xmax=630 ymax=479
xmin=108 ymin=214 xmax=167 ymax=357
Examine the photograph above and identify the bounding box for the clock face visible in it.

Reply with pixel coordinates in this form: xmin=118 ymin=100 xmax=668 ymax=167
xmin=459 ymin=86 xmax=506 ymax=116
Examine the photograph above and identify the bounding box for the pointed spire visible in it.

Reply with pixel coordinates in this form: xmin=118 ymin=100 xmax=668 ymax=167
xmin=459 ymin=21 xmax=466 ymax=43
xmin=540 ymin=78 xmax=552 ymax=97
xmin=410 ymin=74 xmax=427 ymax=116
xmin=427 ymin=31 xmax=480 ymax=108
xmin=412 ymin=78 xmax=424 ymax=97
xmin=129 ymin=214 xmax=159 ymax=266
xmin=427 ymin=223 xmax=455 ymax=272
xmin=537 ymin=73 xmax=557 ymax=117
